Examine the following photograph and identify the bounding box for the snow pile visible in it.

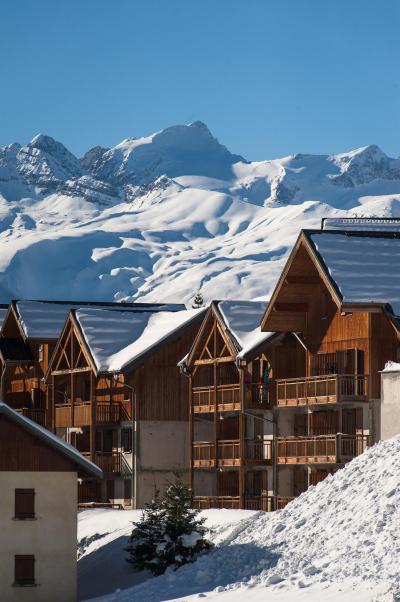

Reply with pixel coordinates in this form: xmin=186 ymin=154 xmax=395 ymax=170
xmin=382 ymin=361 xmax=400 ymax=373
xmin=82 ymin=437 xmax=400 ymax=601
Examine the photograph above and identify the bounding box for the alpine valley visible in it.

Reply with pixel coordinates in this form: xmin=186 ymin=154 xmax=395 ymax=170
xmin=0 ymin=121 xmax=399 ymax=304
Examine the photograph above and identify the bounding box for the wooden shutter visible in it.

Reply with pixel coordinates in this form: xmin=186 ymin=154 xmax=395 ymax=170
xmin=14 ymin=555 xmax=35 ymax=585
xmin=15 ymin=489 xmax=35 ymax=519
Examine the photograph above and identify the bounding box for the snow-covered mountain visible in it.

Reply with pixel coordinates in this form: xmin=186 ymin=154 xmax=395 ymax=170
xmin=0 ymin=121 xmax=399 ymax=304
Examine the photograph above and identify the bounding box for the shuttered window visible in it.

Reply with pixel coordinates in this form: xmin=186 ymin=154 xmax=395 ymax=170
xmin=15 ymin=489 xmax=35 ymax=519
xmin=14 ymin=555 xmax=35 ymax=586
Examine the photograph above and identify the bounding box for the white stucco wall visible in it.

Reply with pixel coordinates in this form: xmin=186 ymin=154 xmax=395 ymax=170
xmin=0 ymin=471 xmax=77 ymax=602
xmin=380 ymin=372 xmax=400 ymax=440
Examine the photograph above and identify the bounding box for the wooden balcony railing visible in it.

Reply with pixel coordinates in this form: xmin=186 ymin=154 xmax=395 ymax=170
xmin=244 ymin=495 xmax=274 ymax=512
xmin=192 ymin=442 xmax=216 ymax=467
xmin=246 ymin=439 xmax=273 ymax=463
xmin=55 ymin=401 xmax=131 ymax=427
xmin=192 ymin=382 xmax=271 ymax=413
xmin=83 ymin=451 xmax=122 ymax=474
xmin=16 ymin=407 xmax=46 ymax=427
xmin=276 ymin=496 xmax=295 ymax=510
xmin=193 ymin=438 xmax=272 ymax=467
xmin=276 ymin=374 xmax=368 ymax=406
xmin=276 ymin=434 xmax=369 ymax=464
xmin=193 ymin=496 xmax=240 ymax=509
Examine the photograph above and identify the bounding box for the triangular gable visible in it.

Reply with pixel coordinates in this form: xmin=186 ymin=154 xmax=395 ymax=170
xmin=261 ymin=231 xmax=342 ymax=333
xmin=47 ymin=313 xmax=96 ymax=378
xmin=185 ymin=304 xmax=238 ymax=369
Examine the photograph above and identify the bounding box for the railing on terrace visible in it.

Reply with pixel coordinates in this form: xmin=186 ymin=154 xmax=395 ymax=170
xmin=276 ymin=497 xmax=295 ymax=510
xmin=244 ymin=495 xmax=274 ymax=512
xmin=193 ymin=496 xmax=241 ymax=510
xmin=82 ymin=451 xmax=122 ymax=474
xmin=276 ymin=374 xmax=368 ymax=406
xmin=192 ymin=382 xmax=271 ymax=412
xmin=16 ymin=407 xmax=46 ymax=426
xmin=55 ymin=401 xmax=131 ymax=427
xmin=192 ymin=438 xmax=272 ymax=466
xmin=276 ymin=434 xmax=369 ymax=464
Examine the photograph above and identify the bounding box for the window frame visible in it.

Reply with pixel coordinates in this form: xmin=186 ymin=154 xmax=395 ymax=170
xmin=14 ymin=488 xmax=36 ymax=520
xmin=14 ymin=555 xmax=36 ymax=587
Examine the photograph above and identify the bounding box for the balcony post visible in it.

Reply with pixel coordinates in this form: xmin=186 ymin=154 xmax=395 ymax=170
xmin=189 ymin=375 xmax=193 ymax=490
xmin=90 ymin=372 xmax=96 ymax=463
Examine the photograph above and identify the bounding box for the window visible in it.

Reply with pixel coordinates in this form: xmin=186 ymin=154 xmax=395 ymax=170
xmin=121 ymin=428 xmax=132 ymax=452
xmin=124 ymin=478 xmax=132 ymax=501
xmin=14 ymin=555 xmax=35 ymax=586
xmin=14 ymin=489 xmax=35 ymax=519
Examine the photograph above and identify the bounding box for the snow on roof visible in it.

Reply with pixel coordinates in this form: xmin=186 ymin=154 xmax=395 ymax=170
xmin=0 ymin=305 xmax=8 ymax=330
xmin=309 ymin=232 xmax=400 ymax=315
xmin=0 ymin=401 xmax=102 ymax=478
xmin=75 ymin=307 xmax=204 ymax=373
xmin=322 ymin=217 xmax=400 ymax=232
xmin=14 ymin=300 xmax=185 ymax=340
xmin=217 ymin=300 xmax=275 ymax=359
xmin=382 ymin=361 xmax=400 ymax=373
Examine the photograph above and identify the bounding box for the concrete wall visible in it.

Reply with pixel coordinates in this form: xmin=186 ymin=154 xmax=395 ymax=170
xmin=380 ymin=372 xmax=400 ymax=440
xmin=0 ymin=471 xmax=77 ymax=602
xmin=136 ymin=420 xmax=188 ymax=507
xmin=193 ymin=470 xmax=217 ymax=496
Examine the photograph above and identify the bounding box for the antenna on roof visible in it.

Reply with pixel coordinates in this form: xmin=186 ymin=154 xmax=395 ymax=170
xmin=321 ymin=217 xmax=400 ymax=232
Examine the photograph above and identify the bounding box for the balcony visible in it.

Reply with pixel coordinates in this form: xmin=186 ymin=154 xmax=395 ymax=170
xmin=192 ymin=383 xmax=271 ymax=413
xmin=83 ymin=451 xmax=122 ymax=474
xmin=192 ymin=438 xmax=273 ymax=467
xmin=276 ymin=374 xmax=368 ymax=407
xmin=276 ymin=434 xmax=369 ymax=465
xmin=193 ymin=495 xmax=274 ymax=511
xmin=55 ymin=401 xmax=131 ymax=427
xmin=16 ymin=407 xmax=46 ymax=427
xmin=276 ymin=496 xmax=294 ymax=510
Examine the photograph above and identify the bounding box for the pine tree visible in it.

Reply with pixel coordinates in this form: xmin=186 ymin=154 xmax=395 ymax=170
xmin=126 ymin=481 xmax=212 ymax=575
xmin=125 ymin=492 xmax=166 ymax=574
xmin=192 ymin=290 xmax=205 ymax=309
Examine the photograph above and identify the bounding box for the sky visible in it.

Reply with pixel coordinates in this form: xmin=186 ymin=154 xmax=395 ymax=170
xmin=0 ymin=0 xmax=399 ymax=160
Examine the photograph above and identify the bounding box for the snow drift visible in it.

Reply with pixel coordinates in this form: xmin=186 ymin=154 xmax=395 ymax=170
xmin=81 ymin=436 xmax=400 ymax=601
xmin=0 ymin=122 xmax=400 ymax=304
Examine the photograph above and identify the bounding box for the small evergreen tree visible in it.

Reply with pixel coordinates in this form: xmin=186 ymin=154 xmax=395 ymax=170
xmin=192 ymin=290 xmax=205 ymax=309
xmin=125 ymin=492 xmax=165 ymax=574
xmin=126 ymin=481 xmax=212 ymax=575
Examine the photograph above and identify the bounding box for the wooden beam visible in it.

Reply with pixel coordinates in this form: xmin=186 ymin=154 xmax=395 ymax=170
xmin=285 ymin=275 xmax=320 ymax=285
xmin=274 ymin=303 xmax=308 ymax=313
xmin=194 ymin=356 xmax=235 ymax=365
xmin=51 ymin=367 xmax=93 ymax=375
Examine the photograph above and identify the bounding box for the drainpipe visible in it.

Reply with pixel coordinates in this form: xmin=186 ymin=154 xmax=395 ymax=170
xmin=1 ymin=360 xmax=8 ymax=400
xmin=112 ymin=375 xmax=137 ymax=509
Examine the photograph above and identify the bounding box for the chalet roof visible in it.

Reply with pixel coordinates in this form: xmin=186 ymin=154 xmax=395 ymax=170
xmin=74 ymin=306 xmax=205 ymax=373
xmin=305 ymin=230 xmax=400 ymax=316
xmin=12 ymin=300 xmax=186 ymax=341
xmin=0 ymin=402 xmax=102 ymax=478
xmin=0 ymin=338 xmax=34 ymax=362
xmin=0 ymin=304 xmax=8 ymax=330
xmin=217 ymin=300 xmax=275 ymax=359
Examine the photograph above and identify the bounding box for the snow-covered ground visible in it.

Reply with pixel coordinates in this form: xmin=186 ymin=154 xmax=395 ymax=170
xmin=0 ymin=122 xmax=400 ymax=304
xmin=78 ymin=437 xmax=400 ymax=602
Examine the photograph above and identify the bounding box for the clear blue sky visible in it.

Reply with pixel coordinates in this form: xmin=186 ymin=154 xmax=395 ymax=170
xmin=1 ymin=0 xmax=399 ymax=160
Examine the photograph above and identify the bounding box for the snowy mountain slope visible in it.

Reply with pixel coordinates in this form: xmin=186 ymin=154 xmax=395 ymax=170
xmin=80 ymin=436 xmax=400 ymax=602
xmin=0 ymin=122 xmax=399 ymax=304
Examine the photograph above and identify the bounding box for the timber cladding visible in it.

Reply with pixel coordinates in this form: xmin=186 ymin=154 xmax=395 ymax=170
xmin=0 ymin=416 xmax=78 ymax=472
xmin=128 ymin=324 xmax=199 ymax=422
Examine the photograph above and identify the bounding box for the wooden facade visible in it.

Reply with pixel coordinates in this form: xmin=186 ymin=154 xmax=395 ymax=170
xmin=47 ymin=310 xmax=202 ymax=507
xmin=261 ymin=230 xmax=400 ymax=505
xmin=184 ymin=304 xmax=275 ymax=512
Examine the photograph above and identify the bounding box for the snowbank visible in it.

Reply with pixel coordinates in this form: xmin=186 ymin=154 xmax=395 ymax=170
xmin=80 ymin=437 xmax=400 ymax=601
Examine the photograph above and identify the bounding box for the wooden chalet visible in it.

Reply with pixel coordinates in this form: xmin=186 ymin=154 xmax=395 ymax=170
xmin=45 ymin=305 xmax=205 ymax=508
xmin=0 ymin=299 xmax=178 ymax=430
xmin=261 ymin=220 xmax=400 ymax=507
xmin=180 ymin=300 xmax=278 ymax=512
